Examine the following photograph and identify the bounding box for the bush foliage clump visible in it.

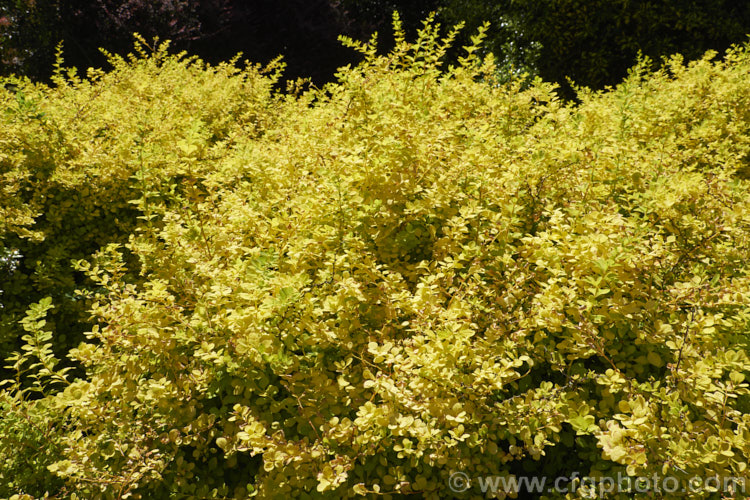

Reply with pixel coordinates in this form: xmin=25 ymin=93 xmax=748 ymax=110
xmin=1 ymin=16 xmax=750 ymax=499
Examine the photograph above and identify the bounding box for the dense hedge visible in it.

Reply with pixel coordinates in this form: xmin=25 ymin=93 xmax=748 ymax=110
xmin=1 ymin=17 xmax=750 ymax=499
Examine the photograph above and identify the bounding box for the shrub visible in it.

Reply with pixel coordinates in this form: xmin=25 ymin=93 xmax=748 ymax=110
xmin=1 ymin=15 xmax=750 ymax=499
xmin=0 ymin=38 xmax=281 ymax=364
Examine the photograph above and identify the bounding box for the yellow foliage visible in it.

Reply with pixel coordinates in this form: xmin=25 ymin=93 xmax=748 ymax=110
xmin=2 ymin=16 xmax=750 ymax=500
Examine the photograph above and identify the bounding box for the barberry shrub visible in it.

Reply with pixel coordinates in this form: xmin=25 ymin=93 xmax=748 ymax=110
xmin=1 ymin=15 xmax=749 ymax=499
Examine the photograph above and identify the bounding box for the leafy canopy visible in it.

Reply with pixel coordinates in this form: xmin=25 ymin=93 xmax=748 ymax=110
xmin=2 ymin=14 xmax=750 ymax=499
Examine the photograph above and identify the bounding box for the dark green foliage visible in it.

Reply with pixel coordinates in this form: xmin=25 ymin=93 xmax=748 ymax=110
xmin=337 ymin=0 xmax=750 ymax=96
xmin=0 ymin=0 xmax=230 ymax=81
xmin=3 ymin=0 xmax=749 ymax=95
xmin=0 ymin=0 xmax=63 ymax=79
xmin=437 ymin=0 xmax=750 ymax=96
xmin=0 ymin=0 xmax=354 ymax=85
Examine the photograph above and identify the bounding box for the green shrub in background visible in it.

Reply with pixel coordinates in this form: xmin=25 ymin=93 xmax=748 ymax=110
xmin=1 ymin=15 xmax=750 ymax=499
xmin=435 ymin=0 xmax=750 ymax=96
